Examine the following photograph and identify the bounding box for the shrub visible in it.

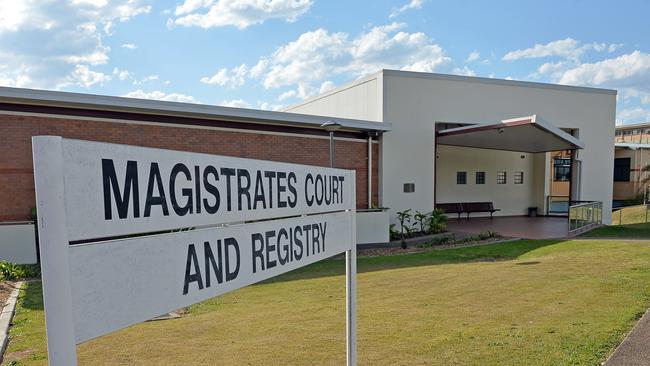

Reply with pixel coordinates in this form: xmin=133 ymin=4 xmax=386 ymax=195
xmin=389 ymin=224 xmax=400 ymax=241
xmin=0 ymin=261 xmax=40 ymax=281
xmin=418 ymin=234 xmax=454 ymax=248
xmin=427 ymin=209 xmax=448 ymax=234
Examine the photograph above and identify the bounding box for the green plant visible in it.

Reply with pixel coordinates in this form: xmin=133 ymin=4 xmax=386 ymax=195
xmin=0 ymin=261 xmax=40 ymax=281
xmin=417 ymin=234 xmax=454 ymax=248
xmin=389 ymin=224 xmax=400 ymax=241
xmin=396 ymin=209 xmax=413 ymax=248
xmin=427 ymin=209 xmax=448 ymax=234
xmin=414 ymin=211 xmax=428 ymax=233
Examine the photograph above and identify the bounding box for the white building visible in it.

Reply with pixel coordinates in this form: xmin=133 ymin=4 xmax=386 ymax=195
xmin=285 ymin=70 xmax=617 ymax=225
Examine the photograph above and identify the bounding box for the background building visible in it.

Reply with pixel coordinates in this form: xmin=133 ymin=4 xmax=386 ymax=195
xmin=613 ymin=123 xmax=650 ymax=203
xmin=285 ymin=70 xmax=617 ymax=224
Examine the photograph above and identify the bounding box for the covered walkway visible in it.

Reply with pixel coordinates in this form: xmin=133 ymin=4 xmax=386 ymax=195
xmin=446 ymin=216 xmax=569 ymax=239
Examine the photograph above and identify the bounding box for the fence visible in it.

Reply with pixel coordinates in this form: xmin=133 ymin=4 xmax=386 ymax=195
xmin=568 ymin=201 xmax=603 ymax=235
xmin=612 ymin=204 xmax=650 ymax=225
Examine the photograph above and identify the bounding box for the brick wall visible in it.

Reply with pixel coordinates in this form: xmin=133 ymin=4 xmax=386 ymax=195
xmin=0 ymin=114 xmax=379 ymax=222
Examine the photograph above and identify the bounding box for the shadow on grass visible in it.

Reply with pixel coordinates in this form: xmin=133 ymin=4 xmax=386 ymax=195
xmin=268 ymin=239 xmax=565 ymax=284
xmin=17 ymin=281 xmax=43 ymax=311
xmin=21 ymin=240 xmax=565 ymax=304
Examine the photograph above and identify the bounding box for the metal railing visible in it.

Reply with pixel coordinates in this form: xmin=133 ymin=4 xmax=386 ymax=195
xmin=547 ymin=196 xmax=597 ymax=216
xmin=568 ymin=201 xmax=603 ymax=234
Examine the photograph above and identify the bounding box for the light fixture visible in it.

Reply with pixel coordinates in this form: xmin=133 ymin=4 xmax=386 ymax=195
xmin=321 ymin=121 xmax=342 ymax=168
xmin=321 ymin=121 xmax=342 ymax=132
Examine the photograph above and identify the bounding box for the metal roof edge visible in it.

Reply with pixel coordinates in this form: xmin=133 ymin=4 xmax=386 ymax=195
xmin=381 ymin=69 xmax=617 ymax=96
xmin=0 ymin=86 xmax=391 ymax=133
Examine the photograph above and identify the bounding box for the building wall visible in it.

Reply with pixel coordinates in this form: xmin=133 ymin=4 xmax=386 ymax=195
xmin=615 ymin=126 xmax=650 ymax=144
xmin=613 ymin=148 xmax=650 ymax=201
xmin=436 ymin=145 xmax=540 ymax=216
xmin=0 ymin=113 xmax=379 ymax=222
xmin=382 ymin=72 xmax=616 ymax=224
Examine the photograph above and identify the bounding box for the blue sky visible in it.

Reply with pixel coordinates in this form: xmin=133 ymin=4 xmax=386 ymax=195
xmin=1 ymin=0 xmax=649 ymax=124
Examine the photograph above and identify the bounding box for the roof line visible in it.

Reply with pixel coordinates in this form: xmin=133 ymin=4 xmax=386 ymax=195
xmin=616 ymin=122 xmax=650 ymax=129
xmin=437 ymin=114 xmax=584 ymax=150
xmin=382 ymin=69 xmax=617 ymax=95
xmin=0 ymin=86 xmax=391 ymax=133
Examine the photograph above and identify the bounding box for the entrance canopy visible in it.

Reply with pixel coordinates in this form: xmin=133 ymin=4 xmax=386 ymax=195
xmin=436 ymin=115 xmax=584 ymax=153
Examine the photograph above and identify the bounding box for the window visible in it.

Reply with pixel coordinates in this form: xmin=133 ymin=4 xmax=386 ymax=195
xmin=497 ymin=171 xmax=506 ymax=184
xmin=615 ymin=130 xmax=622 ymax=136
xmin=475 ymin=171 xmax=485 ymax=184
xmin=403 ymin=183 xmax=415 ymax=193
xmin=554 ymin=157 xmax=571 ymax=182
xmin=456 ymin=171 xmax=467 ymax=184
xmin=514 ymin=171 xmax=524 ymax=184
xmin=613 ymin=158 xmax=631 ymax=182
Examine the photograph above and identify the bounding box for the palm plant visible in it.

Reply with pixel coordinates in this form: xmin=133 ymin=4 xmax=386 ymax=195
xmin=395 ymin=209 xmax=412 ymax=248
xmin=427 ymin=208 xmax=448 ymax=234
xmin=414 ymin=211 xmax=428 ymax=234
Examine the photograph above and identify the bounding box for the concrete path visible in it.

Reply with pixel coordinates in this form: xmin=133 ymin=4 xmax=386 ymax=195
xmin=605 ymin=308 xmax=650 ymax=365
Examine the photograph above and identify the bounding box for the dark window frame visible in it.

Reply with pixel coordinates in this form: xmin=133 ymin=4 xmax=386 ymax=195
xmin=497 ymin=171 xmax=507 ymax=184
xmin=554 ymin=157 xmax=571 ymax=182
xmin=514 ymin=171 xmax=524 ymax=184
xmin=456 ymin=171 xmax=467 ymax=185
xmin=475 ymin=171 xmax=485 ymax=184
xmin=613 ymin=158 xmax=631 ymax=182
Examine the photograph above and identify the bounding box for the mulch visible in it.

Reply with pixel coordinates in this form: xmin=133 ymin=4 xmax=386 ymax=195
xmin=0 ymin=281 xmax=18 ymax=311
xmin=357 ymin=237 xmax=513 ymax=257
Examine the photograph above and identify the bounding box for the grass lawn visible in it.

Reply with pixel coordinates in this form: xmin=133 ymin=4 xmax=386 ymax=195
xmin=4 ymin=239 xmax=650 ymax=365
xmin=611 ymin=204 xmax=648 ymax=226
xmin=582 ymin=222 xmax=650 ymax=238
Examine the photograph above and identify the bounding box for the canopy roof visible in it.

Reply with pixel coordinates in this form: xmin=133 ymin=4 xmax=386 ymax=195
xmin=436 ymin=115 xmax=584 ymax=153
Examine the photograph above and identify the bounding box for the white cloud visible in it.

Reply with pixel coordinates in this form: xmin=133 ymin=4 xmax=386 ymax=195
xmin=618 ymin=107 xmax=650 ymax=124
xmin=503 ymin=38 xmax=619 ymax=61
xmin=504 ymin=38 xmax=582 ymax=61
xmin=59 ymin=64 xmax=111 ymax=88
xmin=278 ymin=90 xmax=297 ymax=101
xmin=255 ymin=23 xmax=451 ymax=96
xmin=389 ymin=0 xmax=424 ymax=18
xmin=557 ymin=51 xmax=650 ymax=88
xmin=220 ymin=99 xmax=251 ymax=108
xmin=121 ymin=43 xmax=137 ymax=49
xmin=170 ymin=0 xmax=312 ymax=29
xmin=122 ymin=89 xmax=200 ymax=103
xmin=319 ymin=80 xmax=336 ymax=94
xmin=465 ymin=51 xmax=480 ymax=63
xmin=133 ymin=74 xmax=159 ymax=85
xmin=200 ymin=64 xmax=248 ymax=87
xmin=608 ymin=43 xmax=624 ymax=53
xmin=0 ymin=1 xmax=150 ymax=89
xmin=258 ymin=101 xmax=284 ymax=111
xmin=112 ymin=67 xmax=132 ymax=80
xmin=452 ymin=66 xmax=476 ymax=77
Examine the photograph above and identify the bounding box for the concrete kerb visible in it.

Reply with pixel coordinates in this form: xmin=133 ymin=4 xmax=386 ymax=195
xmin=0 ymin=281 xmax=24 ymax=363
xmin=604 ymin=307 xmax=650 ymax=365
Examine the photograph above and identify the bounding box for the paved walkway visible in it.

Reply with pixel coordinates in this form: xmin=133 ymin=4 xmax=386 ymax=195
xmin=605 ymin=308 xmax=650 ymax=365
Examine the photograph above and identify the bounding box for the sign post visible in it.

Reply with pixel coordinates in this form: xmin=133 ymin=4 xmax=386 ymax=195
xmin=32 ymin=136 xmax=357 ymax=365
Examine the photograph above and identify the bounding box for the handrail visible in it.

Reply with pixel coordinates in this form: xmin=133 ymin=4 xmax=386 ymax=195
xmin=568 ymin=201 xmax=602 ymax=235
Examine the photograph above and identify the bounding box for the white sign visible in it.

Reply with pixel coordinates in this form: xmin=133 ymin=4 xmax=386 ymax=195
xmin=32 ymin=136 xmax=357 ymax=366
